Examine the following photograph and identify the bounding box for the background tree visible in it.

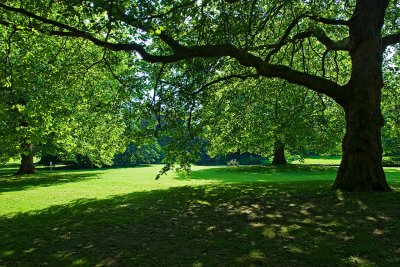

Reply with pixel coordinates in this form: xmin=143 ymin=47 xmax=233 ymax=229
xmin=202 ymin=78 xmax=344 ymax=164
xmin=113 ymin=142 xmax=162 ymax=167
xmin=0 ymin=28 xmax=128 ymax=174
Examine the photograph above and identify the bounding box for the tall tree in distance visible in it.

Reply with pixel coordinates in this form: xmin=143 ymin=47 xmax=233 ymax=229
xmin=1 ymin=0 xmax=399 ymax=190
xmin=202 ymin=78 xmax=344 ymax=164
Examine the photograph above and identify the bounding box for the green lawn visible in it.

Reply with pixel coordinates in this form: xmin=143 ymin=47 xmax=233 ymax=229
xmin=1 ymin=163 xmax=399 ymax=266
xmin=290 ymin=155 xmax=342 ymax=165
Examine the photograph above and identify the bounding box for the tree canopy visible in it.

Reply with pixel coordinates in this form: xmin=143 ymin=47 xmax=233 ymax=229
xmin=0 ymin=26 xmax=129 ymax=173
xmin=1 ymin=0 xmax=400 ymax=191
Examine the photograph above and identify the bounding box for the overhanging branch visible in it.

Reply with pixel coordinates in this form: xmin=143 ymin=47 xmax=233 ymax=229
xmin=292 ymin=30 xmax=349 ymax=51
xmin=0 ymin=2 xmax=346 ymax=104
xmin=308 ymin=15 xmax=350 ymax=26
xmin=382 ymin=33 xmax=400 ymax=49
xmin=263 ymin=14 xmax=349 ymax=61
xmin=265 ymin=14 xmax=307 ymax=62
xmin=256 ymin=64 xmax=346 ymax=103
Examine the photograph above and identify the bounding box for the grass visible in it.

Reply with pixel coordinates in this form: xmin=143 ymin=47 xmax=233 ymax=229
xmin=0 ymin=165 xmax=215 ymax=216
xmin=290 ymin=155 xmax=400 ymax=167
xmin=0 ymin=163 xmax=399 ymax=266
xmin=290 ymin=155 xmax=342 ymax=165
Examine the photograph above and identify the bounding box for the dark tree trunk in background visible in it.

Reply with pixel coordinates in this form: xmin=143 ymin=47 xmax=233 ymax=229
xmin=16 ymin=144 xmax=35 ymax=175
xmin=333 ymin=0 xmax=391 ymax=191
xmin=272 ymin=141 xmax=287 ymax=165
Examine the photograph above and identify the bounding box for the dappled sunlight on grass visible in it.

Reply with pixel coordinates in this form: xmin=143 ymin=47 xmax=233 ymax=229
xmin=0 ymin=170 xmax=102 ymax=193
xmin=0 ymin=183 xmax=399 ymax=266
xmin=0 ymin=164 xmax=398 ymax=218
xmin=345 ymin=255 xmax=375 ymax=266
xmin=0 ymin=164 xmax=400 ymax=265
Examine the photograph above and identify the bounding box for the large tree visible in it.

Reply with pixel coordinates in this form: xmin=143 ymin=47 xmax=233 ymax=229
xmin=0 ymin=27 xmax=128 ymax=174
xmin=1 ymin=0 xmax=399 ymax=190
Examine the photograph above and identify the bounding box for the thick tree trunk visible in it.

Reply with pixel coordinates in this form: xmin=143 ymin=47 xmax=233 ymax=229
xmin=16 ymin=144 xmax=35 ymax=175
xmin=333 ymin=0 xmax=390 ymax=191
xmin=272 ymin=141 xmax=287 ymax=165
xmin=334 ymin=104 xmax=390 ymax=191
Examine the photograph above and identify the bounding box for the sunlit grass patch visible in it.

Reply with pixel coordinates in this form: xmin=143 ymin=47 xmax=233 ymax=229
xmin=290 ymin=155 xmax=342 ymax=165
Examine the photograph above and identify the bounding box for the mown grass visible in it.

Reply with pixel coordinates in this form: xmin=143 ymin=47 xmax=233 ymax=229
xmin=0 ymin=163 xmax=399 ymax=266
xmin=290 ymin=155 xmax=342 ymax=165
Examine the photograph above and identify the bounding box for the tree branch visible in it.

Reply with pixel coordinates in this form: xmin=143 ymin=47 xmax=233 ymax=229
xmin=249 ymin=29 xmax=349 ymax=55
xmin=193 ymin=74 xmax=260 ymax=95
xmin=0 ymin=19 xmax=13 ymax=28
xmin=292 ymin=30 xmax=349 ymax=51
xmin=308 ymin=15 xmax=350 ymax=26
xmin=256 ymin=64 xmax=346 ymax=103
xmin=382 ymin=33 xmax=400 ymax=49
xmin=262 ymin=15 xmax=349 ymax=61
xmin=0 ymin=2 xmax=346 ymax=103
xmin=265 ymin=14 xmax=307 ymax=62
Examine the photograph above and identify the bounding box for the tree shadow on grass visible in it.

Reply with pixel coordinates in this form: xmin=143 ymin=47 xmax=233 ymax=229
xmin=57 ymin=164 xmax=153 ymax=171
xmin=1 ymin=182 xmax=399 ymax=266
xmin=0 ymin=163 xmax=20 ymax=174
xmin=0 ymin=170 xmax=102 ymax=193
xmin=0 ymin=163 xmax=174 ymax=194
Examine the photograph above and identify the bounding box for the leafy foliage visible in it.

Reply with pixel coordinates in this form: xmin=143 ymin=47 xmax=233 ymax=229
xmin=113 ymin=142 xmax=163 ymax=167
xmin=382 ymin=48 xmax=400 ymax=154
xmin=0 ymin=28 xmax=128 ymax=165
xmin=202 ymin=78 xmax=344 ymax=160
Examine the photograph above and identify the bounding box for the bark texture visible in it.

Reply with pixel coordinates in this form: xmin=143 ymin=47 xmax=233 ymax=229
xmin=272 ymin=141 xmax=287 ymax=165
xmin=16 ymin=144 xmax=35 ymax=175
xmin=333 ymin=0 xmax=391 ymax=191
